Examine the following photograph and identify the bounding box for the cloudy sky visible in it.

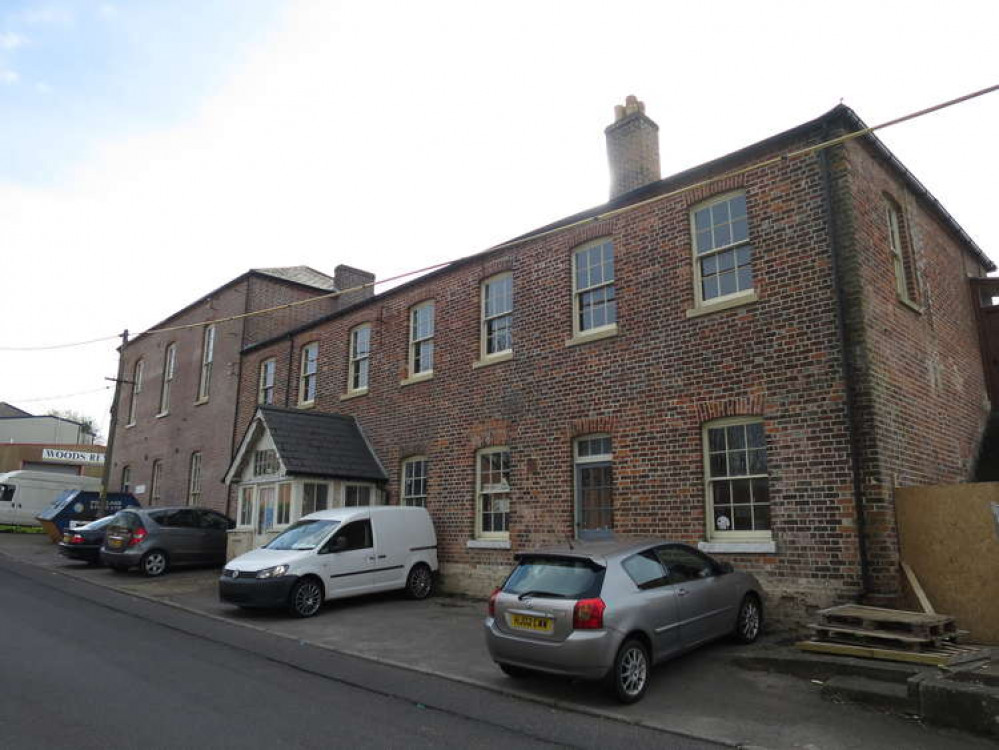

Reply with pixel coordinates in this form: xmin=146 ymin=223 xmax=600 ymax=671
xmin=1 ymin=0 xmax=997 ymax=439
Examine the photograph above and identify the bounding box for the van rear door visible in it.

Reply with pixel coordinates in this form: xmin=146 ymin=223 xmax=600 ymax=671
xmin=0 ymin=483 xmax=14 ymax=525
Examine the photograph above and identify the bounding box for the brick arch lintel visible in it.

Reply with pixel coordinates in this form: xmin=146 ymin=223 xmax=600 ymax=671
xmin=683 ymin=174 xmax=746 ymax=208
xmin=564 ymin=220 xmax=615 ymax=249
xmin=468 ymin=419 xmax=514 ymax=451
xmin=694 ymin=394 xmax=766 ymax=424
xmin=567 ymin=416 xmax=617 ymax=439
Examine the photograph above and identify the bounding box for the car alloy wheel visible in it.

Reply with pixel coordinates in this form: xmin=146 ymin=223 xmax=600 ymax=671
xmin=289 ymin=578 xmax=323 ymax=618
xmin=736 ymin=595 xmax=762 ymax=643
xmin=610 ymin=638 xmax=649 ymax=704
xmin=405 ymin=563 xmax=434 ymax=600
xmin=141 ymin=550 xmax=168 ymax=577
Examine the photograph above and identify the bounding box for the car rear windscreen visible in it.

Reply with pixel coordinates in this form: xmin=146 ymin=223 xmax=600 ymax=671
xmin=109 ymin=511 xmax=141 ymax=530
xmin=502 ymin=557 xmax=604 ymax=599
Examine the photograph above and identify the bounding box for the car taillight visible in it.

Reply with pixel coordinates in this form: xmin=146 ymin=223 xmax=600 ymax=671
xmin=488 ymin=587 xmax=501 ymax=618
xmin=70 ymin=534 xmax=85 ymax=544
xmin=573 ymin=598 xmax=606 ymax=630
xmin=127 ymin=527 xmax=147 ymax=547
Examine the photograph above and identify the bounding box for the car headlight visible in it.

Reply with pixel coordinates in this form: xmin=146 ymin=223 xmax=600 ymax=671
xmin=256 ymin=564 xmax=290 ymax=579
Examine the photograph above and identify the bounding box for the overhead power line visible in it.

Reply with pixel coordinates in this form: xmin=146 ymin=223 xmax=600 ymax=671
xmin=1 ymin=82 xmax=996 ymax=353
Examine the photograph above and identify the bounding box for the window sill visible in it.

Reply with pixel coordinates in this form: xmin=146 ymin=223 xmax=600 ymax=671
xmin=698 ymin=540 xmax=776 ymax=554
xmin=297 ymin=401 xmax=316 ymax=410
xmin=473 ymin=351 xmax=513 ymax=369
xmin=194 ymin=397 xmax=209 ymax=406
xmin=565 ymin=324 xmax=618 ymax=348
xmin=400 ymin=371 xmax=434 ymax=387
xmin=686 ymin=290 xmax=758 ymax=319
xmin=339 ymin=388 xmax=369 ymax=402
xmin=898 ymin=296 xmax=923 ymax=314
xmin=125 ymin=422 xmax=135 ymax=429
xmin=467 ymin=539 xmax=511 ymax=550
xmin=155 ymin=412 xmax=169 ymax=419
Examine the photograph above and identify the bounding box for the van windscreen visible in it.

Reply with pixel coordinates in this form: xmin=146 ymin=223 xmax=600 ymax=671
xmin=265 ymin=519 xmax=340 ymax=551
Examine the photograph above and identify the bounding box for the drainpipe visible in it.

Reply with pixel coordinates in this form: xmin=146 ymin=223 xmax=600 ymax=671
xmin=817 ymin=128 xmax=871 ymax=599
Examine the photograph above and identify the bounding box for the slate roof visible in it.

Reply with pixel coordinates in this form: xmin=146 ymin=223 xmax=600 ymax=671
xmin=258 ymin=406 xmax=387 ymax=482
xmin=253 ymin=266 xmax=338 ymax=291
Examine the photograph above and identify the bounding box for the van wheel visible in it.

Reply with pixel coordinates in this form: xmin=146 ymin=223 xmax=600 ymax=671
xmin=607 ymin=638 xmax=650 ymax=704
xmin=288 ymin=577 xmax=323 ymax=618
xmin=405 ymin=563 xmax=434 ymax=600
xmin=140 ymin=550 xmax=169 ymax=577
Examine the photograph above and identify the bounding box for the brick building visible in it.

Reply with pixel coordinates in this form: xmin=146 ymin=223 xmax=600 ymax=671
xmin=224 ymin=99 xmax=994 ymax=622
xmin=110 ymin=266 xmax=374 ymax=509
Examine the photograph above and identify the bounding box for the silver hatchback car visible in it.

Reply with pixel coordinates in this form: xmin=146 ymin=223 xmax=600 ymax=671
xmin=484 ymin=537 xmax=763 ymax=703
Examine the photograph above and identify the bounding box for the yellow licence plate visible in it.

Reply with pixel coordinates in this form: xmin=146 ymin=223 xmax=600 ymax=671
xmin=510 ymin=614 xmax=553 ymax=633
xmin=107 ymin=537 xmax=123 ymax=549
xmin=62 ymin=533 xmax=71 ymax=543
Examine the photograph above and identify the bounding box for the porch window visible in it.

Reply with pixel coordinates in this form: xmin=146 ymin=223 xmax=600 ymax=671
xmin=302 ymin=482 xmax=329 ymax=515
xmin=277 ymin=483 xmax=292 ymax=526
xmin=238 ymin=486 xmax=254 ymax=527
xmin=253 ymin=449 xmax=279 ymax=477
xmin=344 ymin=484 xmax=372 ymax=507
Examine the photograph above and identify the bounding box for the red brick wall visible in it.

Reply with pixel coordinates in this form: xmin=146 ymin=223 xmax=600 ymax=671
xmin=237 ymin=129 xmax=873 ymax=619
xmin=831 ymin=138 xmax=991 ymax=601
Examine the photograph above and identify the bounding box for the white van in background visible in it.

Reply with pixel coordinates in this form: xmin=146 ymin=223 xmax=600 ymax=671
xmin=219 ymin=506 xmax=438 ymax=617
xmin=0 ymin=470 xmax=102 ymax=526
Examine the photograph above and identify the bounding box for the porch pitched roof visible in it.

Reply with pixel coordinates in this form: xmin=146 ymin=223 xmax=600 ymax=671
xmin=226 ymin=406 xmax=387 ymax=484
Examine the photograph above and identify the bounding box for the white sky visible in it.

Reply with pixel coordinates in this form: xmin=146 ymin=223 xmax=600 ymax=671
xmin=1 ymin=0 xmax=997 ymax=440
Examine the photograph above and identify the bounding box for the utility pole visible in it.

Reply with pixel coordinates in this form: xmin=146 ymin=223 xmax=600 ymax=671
xmin=99 ymin=329 xmax=129 ymax=516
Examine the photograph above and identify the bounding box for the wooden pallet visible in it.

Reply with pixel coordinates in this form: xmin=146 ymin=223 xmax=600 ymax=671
xmin=797 ymin=639 xmax=989 ymax=667
xmin=809 ymin=624 xmax=967 ymax=651
xmin=817 ymin=604 xmax=957 ymax=639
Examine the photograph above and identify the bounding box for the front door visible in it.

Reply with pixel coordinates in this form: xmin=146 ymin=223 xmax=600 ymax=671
xmin=317 ymin=519 xmax=377 ymax=598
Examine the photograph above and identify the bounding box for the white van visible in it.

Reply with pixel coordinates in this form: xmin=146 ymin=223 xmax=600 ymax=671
xmin=0 ymin=470 xmax=102 ymax=526
xmin=218 ymin=506 xmax=438 ymax=617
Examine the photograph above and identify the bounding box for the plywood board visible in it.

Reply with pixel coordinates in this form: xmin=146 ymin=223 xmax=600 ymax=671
xmin=895 ymin=483 xmax=999 ymax=644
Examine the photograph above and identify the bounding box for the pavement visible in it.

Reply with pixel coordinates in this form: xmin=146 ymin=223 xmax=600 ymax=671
xmin=3 ymin=531 xmax=997 ymax=749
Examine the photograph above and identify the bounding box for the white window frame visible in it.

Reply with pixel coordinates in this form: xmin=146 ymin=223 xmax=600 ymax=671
xmin=258 ymin=358 xmax=276 ymax=405
xmin=348 ymin=324 xmax=371 ymax=394
xmin=127 ymin=359 xmax=143 ymax=426
xmin=408 ymin=301 xmax=435 ymax=378
xmin=480 ymin=273 xmax=513 ymax=360
xmin=299 ymin=342 xmax=318 ymax=406
xmin=150 ymin=459 xmax=163 ymax=505
xmin=401 ymin=456 xmax=428 ymax=507
xmin=703 ymin=416 xmax=771 ymax=541
xmin=121 ymin=465 xmax=131 ymax=494
xmin=475 ymin=446 xmax=510 ymax=541
xmin=574 ymin=434 xmax=613 ymax=539
xmin=197 ymin=324 xmax=215 ymax=402
xmin=690 ymin=191 xmax=755 ymax=310
xmin=572 ymin=239 xmax=617 ymax=338
xmin=158 ymin=343 xmax=176 ymax=416
xmin=252 ymin=449 xmax=280 ymax=477
xmin=187 ymin=451 xmax=202 ymax=506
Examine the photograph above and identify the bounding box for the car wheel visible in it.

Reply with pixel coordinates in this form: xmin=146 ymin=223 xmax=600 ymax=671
xmin=405 ymin=563 xmax=434 ymax=600
xmin=498 ymin=663 xmax=532 ymax=679
xmin=288 ymin=577 xmax=323 ymax=618
xmin=734 ymin=594 xmax=763 ymax=644
xmin=140 ymin=550 xmax=169 ymax=577
xmin=608 ymin=638 xmax=650 ymax=704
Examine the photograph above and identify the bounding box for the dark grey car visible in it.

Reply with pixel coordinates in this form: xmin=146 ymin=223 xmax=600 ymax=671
xmin=484 ymin=537 xmax=763 ymax=703
xmin=101 ymin=507 xmax=234 ymax=577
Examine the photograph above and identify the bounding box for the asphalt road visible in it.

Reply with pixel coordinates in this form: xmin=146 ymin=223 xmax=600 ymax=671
xmin=0 ymin=555 xmax=724 ymax=750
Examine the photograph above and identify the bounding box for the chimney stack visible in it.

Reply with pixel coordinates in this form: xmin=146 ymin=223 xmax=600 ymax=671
xmin=605 ymin=95 xmax=661 ymax=200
